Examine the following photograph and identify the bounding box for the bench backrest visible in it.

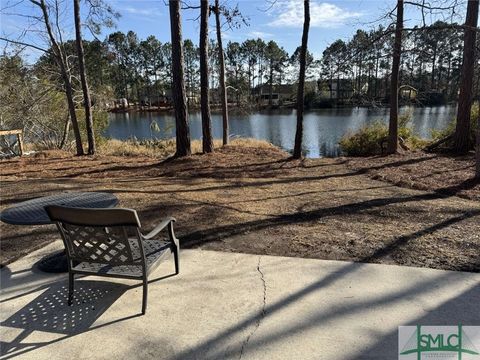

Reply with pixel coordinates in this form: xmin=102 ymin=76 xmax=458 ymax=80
xmin=45 ymin=206 xmax=145 ymax=266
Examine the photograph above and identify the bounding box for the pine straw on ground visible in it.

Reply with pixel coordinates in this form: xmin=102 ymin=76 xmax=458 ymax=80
xmin=346 ymin=151 xmax=479 ymax=201
xmin=1 ymin=143 xmax=479 ymax=272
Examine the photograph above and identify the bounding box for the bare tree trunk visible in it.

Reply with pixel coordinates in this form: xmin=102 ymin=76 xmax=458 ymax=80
xmin=214 ymin=0 xmax=229 ymax=145
xmin=60 ymin=113 xmax=70 ymax=149
xmin=387 ymin=0 xmax=403 ymax=154
xmin=269 ymin=63 xmax=274 ymax=107
xmin=63 ymin=71 xmax=84 ymax=154
xmin=169 ymin=0 xmax=191 ymax=157
xmin=447 ymin=55 xmax=452 ymax=94
xmin=477 ymin=112 xmax=480 ymax=177
xmin=384 ymin=58 xmax=390 ymax=99
xmin=337 ymin=73 xmax=340 ymax=102
xmin=431 ymin=43 xmax=437 ymax=89
xmin=293 ymin=0 xmax=310 ymax=159
xmin=374 ymin=53 xmax=379 ymax=98
xmin=200 ymin=0 xmax=213 ymax=153
xmin=74 ymin=0 xmax=95 ymax=155
xmin=36 ymin=0 xmax=84 ymax=155
xmin=453 ymin=0 xmax=479 ymax=154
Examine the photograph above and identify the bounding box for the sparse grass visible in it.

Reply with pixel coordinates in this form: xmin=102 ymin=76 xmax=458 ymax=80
xmin=98 ymin=137 xmax=276 ymax=158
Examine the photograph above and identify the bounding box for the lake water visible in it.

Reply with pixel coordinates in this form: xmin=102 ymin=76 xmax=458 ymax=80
xmin=105 ymin=105 xmax=457 ymax=158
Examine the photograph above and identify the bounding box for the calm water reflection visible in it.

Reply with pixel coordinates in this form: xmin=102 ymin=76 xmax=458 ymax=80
xmin=105 ymin=105 xmax=457 ymax=158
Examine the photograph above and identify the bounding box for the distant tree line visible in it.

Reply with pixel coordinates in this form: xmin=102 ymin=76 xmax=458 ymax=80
xmin=322 ymin=21 xmax=480 ymax=105
xmin=4 ymin=5 xmax=478 ymax=114
xmin=29 ymin=22 xmax=479 ymax=108
xmin=33 ymin=33 xmax=296 ymax=107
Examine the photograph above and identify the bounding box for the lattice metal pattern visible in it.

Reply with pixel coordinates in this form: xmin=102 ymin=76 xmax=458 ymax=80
xmin=73 ymin=239 xmax=172 ymax=277
xmin=0 ymin=192 xmax=118 ymax=225
xmin=61 ymin=224 xmax=138 ymax=265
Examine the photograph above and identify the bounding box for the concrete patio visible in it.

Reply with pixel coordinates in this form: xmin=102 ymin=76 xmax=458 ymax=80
xmin=1 ymin=240 xmax=479 ymax=360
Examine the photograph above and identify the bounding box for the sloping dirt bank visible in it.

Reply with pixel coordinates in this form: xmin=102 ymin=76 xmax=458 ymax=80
xmin=1 ymin=144 xmax=478 ymax=271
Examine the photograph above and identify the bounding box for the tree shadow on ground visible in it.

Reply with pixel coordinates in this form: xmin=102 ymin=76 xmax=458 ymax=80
xmin=169 ymin=260 xmax=478 ymax=359
xmin=178 ymin=191 xmax=478 ymax=256
xmin=347 ymin=152 xmax=479 ymax=200
xmin=2 ymin=149 xmax=433 ymax=182
xmin=165 ymin=212 xmax=479 ymax=359
xmin=343 ymin=283 xmax=480 ymax=360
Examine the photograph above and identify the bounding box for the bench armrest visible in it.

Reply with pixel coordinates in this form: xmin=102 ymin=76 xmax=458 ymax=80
xmin=142 ymin=217 xmax=176 ymax=240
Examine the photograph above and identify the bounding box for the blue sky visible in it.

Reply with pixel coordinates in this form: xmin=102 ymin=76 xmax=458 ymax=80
xmin=109 ymin=0 xmax=387 ymax=57
xmin=0 ymin=0 xmax=466 ymax=62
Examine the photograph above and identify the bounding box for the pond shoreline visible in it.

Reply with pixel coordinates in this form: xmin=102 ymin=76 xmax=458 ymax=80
xmin=106 ymin=105 xmax=458 ymax=158
xmin=108 ymin=102 xmax=459 ymax=114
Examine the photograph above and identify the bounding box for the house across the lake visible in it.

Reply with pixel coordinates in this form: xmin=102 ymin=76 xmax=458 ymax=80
xmin=318 ymin=79 xmax=354 ymax=101
xmin=253 ymin=84 xmax=295 ymax=106
xmin=253 ymin=81 xmax=319 ymax=106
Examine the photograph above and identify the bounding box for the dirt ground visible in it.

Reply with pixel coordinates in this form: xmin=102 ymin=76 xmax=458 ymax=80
xmin=347 ymin=151 xmax=479 ymax=201
xmin=1 ymin=145 xmax=479 ymax=272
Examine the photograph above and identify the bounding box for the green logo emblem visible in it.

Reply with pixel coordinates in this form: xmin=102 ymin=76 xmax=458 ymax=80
xmin=399 ymin=326 xmax=480 ymax=360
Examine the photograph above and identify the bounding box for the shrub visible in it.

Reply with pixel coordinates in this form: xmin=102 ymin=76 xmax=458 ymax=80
xmin=339 ymin=112 xmax=424 ymax=156
xmin=0 ymin=55 xmax=73 ymax=151
xmin=339 ymin=121 xmax=388 ymax=156
xmin=75 ymin=109 xmax=109 ymax=148
xmin=430 ymin=102 xmax=479 ymax=148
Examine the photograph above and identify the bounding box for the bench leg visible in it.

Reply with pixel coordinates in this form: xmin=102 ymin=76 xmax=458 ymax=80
xmin=142 ymin=277 xmax=148 ymax=315
xmin=173 ymin=246 xmax=180 ymax=275
xmin=168 ymin=222 xmax=180 ymax=275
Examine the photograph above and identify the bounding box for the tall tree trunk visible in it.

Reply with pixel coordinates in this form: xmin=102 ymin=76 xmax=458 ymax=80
xmin=367 ymin=70 xmax=371 ymax=98
xmin=293 ymin=0 xmax=310 ymax=159
xmin=437 ymin=59 xmax=443 ymax=89
xmin=74 ymin=0 xmax=95 ymax=155
xmin=358 ymin=59 xmax=362 ymax=94
xmin=122 ymin=59 xmax=128 ymax=100
xmin=186 ymin=57 xmax=191 ymax=99
xmin=447 ymin=56 xmax=452 ymax=95
xmin=431 ymin=43 xmax=437 ymax=89
xmin=199 ymin=0 xmax=213 ymax=153
xmin=477 ymin=110 xmax=480 ymax=177
xmin=329 ymin=73 xmax=333 ymax=99
xmin=477 ymin=64 xmax=480 ymax=101
xmin=63 ymin=69 xmax=84 ymax=154
xmin=269 ymin=62 xmax=274 ymax=107
xmin=384 ymin=58 xmax=390 ymax=98
xmin=169 ymin=0 xmax=191 ymax=157
xmin=214 ymin=0 xmax=229 ymax=145
xmin=37 ymin=0 xmax=84 ymax=155
xmin=258 ymin=62 xmax=261 ymax=90
xmin=453 ymin=0 xmax=479 ymax=154
xmin=374 ymin=53 xmax=379 ymax=98
xmin=387 ymin=0 xmax=403 ymax=154
xmin=337 ymin=73 xmax=340 ymax=100
xmin=252 ymin=64 xmax=256 ymax=94
xmin=59 ymin=113 xmax=70 ymax=149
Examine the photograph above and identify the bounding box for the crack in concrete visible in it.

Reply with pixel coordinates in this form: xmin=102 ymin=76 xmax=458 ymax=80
xmin=239 ymin=256 xmax=267 ymax=359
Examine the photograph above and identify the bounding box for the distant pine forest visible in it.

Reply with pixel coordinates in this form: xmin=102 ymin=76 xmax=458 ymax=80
xmin=4 ymin=20 xmax=480 ymax=112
